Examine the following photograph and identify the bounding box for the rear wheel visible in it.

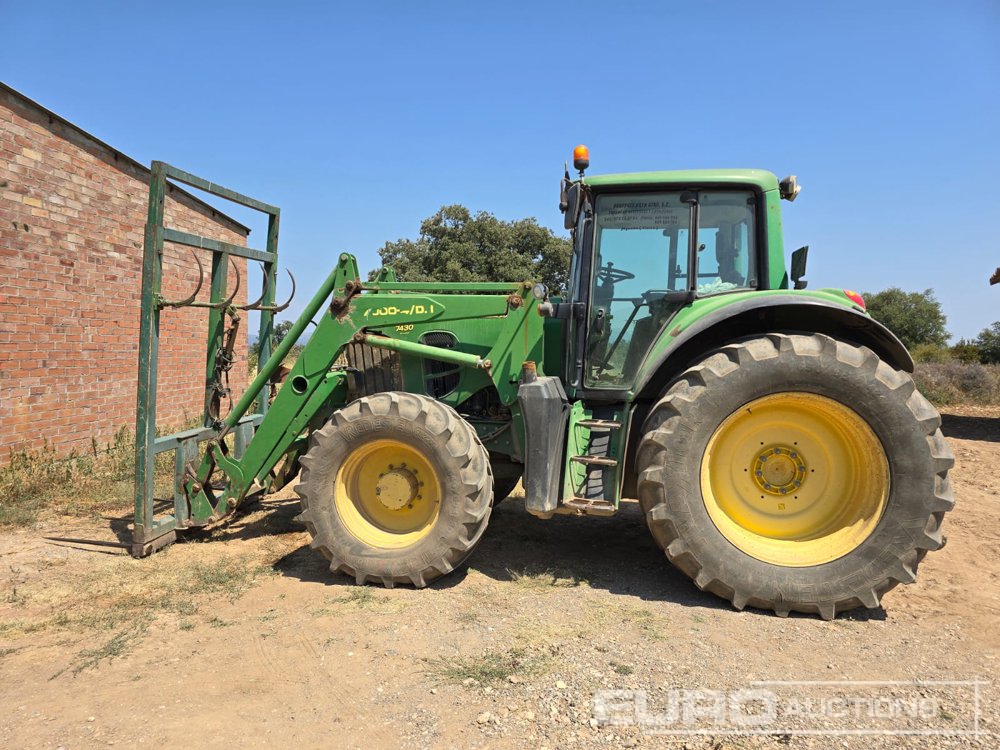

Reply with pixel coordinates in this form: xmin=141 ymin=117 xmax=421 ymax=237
xmin=637 ymin=333 xmax=954 ymax=619
xmin=297 ymin=392 xmax=492 ymax=587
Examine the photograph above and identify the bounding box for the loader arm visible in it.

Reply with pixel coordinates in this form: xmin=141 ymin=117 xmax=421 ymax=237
xmin=182 ymin=256 xmax=543 ymax=528
xmin=134 ymin=161 xmax=546 ymax=557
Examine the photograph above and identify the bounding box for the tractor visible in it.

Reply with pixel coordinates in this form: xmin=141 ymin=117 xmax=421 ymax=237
xmin=132 ymin=149 xmax=953 ymax=619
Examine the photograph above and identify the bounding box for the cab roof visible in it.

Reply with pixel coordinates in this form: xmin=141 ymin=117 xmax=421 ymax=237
xmin=584 ymin=169 xmax=780 ymax=192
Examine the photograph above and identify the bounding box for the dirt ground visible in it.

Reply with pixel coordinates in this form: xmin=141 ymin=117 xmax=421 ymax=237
xmin=1 ymin=407 xmax=997 ymax=749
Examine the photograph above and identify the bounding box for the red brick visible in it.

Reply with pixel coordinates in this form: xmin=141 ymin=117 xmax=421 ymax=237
xmin=0 ymin=89 xmax=252 ymax=463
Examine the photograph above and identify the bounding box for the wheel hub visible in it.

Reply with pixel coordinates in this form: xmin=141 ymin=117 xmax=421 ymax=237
xmin=375 ymin=465 xmax=419 ymax=510
xmin=335 ymin=439 xmax=440 ymax=549
xmin=700 ymin=392 xmax=890 ymax=567
xmin=752 ymin=446 xmax=807 ymax=496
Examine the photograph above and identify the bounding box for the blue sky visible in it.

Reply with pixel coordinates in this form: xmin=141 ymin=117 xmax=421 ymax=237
xmin=4 ymin=1 xmax=998 ymax=340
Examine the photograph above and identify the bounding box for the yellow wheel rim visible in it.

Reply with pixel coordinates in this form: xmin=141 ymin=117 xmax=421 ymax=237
xmin=335 ymin=439 xmax=441 ymax=550
xmin=700 ymin=393 xmax=889 ymax=567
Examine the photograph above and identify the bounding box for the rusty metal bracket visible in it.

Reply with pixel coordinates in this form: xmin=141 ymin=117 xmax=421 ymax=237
xmin=156 ymin=255 xmax=242 ymax=310
xmin=157 ymin=249 xmax=205 ymax=308
xmin=256 ymin=269 xmax=296 ymax=312
xmin=186 ymin=258 xmax=241 ymax=309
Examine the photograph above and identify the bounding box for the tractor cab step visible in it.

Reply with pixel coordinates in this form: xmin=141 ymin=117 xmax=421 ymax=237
xmin=561 ymin=497 xmax=616 ymax=516
xmin=571 ymin=454 xmax=618 ymax=467
xmin=576 ymin=419 xmax=622 ymax=430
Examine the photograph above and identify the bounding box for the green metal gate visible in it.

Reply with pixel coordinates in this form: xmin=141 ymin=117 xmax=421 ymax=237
xmin=132 ymin=162 xmax=284 ymax=556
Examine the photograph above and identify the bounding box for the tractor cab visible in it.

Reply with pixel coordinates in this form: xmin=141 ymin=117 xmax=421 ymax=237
xmin=555 ymin=149 xmax=787 ymax=394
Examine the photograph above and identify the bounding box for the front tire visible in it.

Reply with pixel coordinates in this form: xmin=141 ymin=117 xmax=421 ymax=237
xmin=637 ymin=333 xmax=954 ymax=619
xmin=297 ymin=392 xmax=493 ymax=587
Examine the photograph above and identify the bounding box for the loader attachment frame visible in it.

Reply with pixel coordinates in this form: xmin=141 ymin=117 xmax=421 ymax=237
xmin=132 ymin=162 xmax=285 ymax=555
xmin=133 ymin=163 xmax=547 ymax=557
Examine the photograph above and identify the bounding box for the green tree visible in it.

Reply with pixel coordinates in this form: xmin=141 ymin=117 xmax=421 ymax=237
xmin=374 ymin=204 xmax=572 ymax=293
xmin=273 ymin=319 xmax=294 ymax=346
xmin=248 ymin=319 xmax=300 ymax=375
xmin=975 ymin=322 xmax=1000 ymax=364
xmin=862 ymin=288 xmax=949 ymax=348
xmin=951 ymin=338 xmax=982 ymax=364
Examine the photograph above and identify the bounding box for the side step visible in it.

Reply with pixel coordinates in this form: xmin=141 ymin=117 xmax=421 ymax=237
xmin=577 ymin=419 xmax=621 ymax=430
xmin=561 ymin=497 xmax=616 ymax=516
xmin=571 ymin=455 xmax=618 ymax=467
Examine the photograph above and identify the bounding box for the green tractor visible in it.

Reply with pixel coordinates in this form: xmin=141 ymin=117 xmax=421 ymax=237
xmin=133 ymin=150 xmax=952 ymax=619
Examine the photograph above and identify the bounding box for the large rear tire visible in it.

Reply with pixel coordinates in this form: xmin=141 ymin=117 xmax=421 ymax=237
xmin=297 ymin=392 xmax=493 ymax=587
xmin=637 ymin=333 xmax=954 ymax=619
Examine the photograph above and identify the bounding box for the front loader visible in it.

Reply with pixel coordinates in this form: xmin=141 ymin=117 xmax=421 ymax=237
xmin=133 ymin=148 xmax=953 ymax=619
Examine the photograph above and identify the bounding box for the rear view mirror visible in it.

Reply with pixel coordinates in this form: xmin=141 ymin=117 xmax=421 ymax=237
xmin=779 ymin=175 xmax=801 ymax=202
xmin=561 ymin=181 xmax=581 ymax=230
xmin=791 ymin=245 xmax=809 ymax=290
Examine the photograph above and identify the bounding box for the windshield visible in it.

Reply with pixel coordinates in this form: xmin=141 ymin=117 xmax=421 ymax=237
xmin=585 ymin=190 xmax=757 ymax=387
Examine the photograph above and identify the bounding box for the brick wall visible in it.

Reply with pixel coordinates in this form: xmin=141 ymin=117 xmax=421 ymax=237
xmin=0 ymin=86 xmax=251 ymax=462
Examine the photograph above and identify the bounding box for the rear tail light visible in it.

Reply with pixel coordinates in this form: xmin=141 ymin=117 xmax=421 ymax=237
xmin=844 ymin=290 xmax=866 ymax=309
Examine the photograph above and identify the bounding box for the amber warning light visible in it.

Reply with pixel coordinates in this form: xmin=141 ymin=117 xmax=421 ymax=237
xmin=573 ymin=144 xmax=590 ymax=172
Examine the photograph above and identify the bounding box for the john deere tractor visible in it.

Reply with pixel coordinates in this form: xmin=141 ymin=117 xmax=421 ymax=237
xmin=133 ymin=150 xmax=952 ymax=619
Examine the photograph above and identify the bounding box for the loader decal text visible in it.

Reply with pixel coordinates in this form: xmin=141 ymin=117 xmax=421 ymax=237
xmin=364 ymin=303 xmax=435 ymax=319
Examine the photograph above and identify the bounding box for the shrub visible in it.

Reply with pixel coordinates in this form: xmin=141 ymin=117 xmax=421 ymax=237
xmin=910 ymin=344 xmax=953 ymax=364
xmin=976 ymin=322 xmax=1000 ymax=364
xmin=913 ymin=362 xmax=1000 ymax=406
xmin=951 ymin=339 xmax=982 ymax=364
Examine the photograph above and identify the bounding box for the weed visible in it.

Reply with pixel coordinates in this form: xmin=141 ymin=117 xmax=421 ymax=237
xmin=427 ymin=647 xmax=548 ymax=686
xmin=337 ymin=587 xmax=378 ymax=607
xmin=508 ymin=566 xmax=586 ymax=590
xmin=593 ymin=604 xmax=667 ymax=642
xmin=0 ymin=427 xmax=174 ymax=527
xmin=610 ymin=662 xmax=634 ymax=676
xmin=53 ymin=621 xmax=149 ymax=678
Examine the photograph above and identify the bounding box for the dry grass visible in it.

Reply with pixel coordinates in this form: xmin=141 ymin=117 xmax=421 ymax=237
xmin=586 ymin=602 xmax=669 ymax=642
xmin=426 ymin=646 xmax=550 ymax=686
xmin=0 ymin=419 xmax=244 ymax=529
xmin=507 ymin=565 xmax=587 ymax=590
xmin=913 ymin=362 xmax=1000 ymax=406
xmin=0 ymin=426 xmax=175 ymax=528
xmin=2 ymin=549 xmax=274 ymax=637
xmin=1 ymin=540 xmax=281 ymax=676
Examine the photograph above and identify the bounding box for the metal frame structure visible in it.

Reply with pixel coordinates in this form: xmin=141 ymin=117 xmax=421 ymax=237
xmin=132 ymin=162 xmax=282 ymax=555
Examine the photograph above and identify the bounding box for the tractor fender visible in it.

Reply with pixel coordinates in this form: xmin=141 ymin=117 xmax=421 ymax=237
xmin=633 ymin=295 xmax=913 ymax=403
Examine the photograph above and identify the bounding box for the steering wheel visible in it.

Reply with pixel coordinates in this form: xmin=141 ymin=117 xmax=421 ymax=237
xmin=596 ymin=262 xmax=635 ymax=285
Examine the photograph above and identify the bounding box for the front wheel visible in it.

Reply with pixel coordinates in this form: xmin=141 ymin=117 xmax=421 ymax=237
xmin=637 ymin=333 xmax=954 ymax=619
xmin=297 ymin=392 xmax=493 ymax=587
